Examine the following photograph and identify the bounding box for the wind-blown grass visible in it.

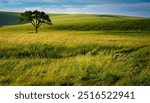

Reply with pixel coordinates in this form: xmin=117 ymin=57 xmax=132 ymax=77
xmin=0 ymin=13 xmax=150 ymax=86
xmin=0 ymin=29 xmax=150 ymax=86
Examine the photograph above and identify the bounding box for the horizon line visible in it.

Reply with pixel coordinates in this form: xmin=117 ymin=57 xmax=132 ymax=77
xmin=0 ymin=10 xmax=149 ymax=18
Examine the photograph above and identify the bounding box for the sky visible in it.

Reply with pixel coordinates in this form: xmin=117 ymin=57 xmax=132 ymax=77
xmin=0 ymin=0 xmax=150 ymax=17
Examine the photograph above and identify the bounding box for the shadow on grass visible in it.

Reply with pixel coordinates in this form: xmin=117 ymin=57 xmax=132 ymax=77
xmin=28 ymin=32 xmax=35 ymax=34
xmin=95 ymin=15 xmax=123 ymax=18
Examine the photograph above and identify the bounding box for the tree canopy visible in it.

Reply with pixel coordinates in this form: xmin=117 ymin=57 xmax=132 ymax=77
xmin=19 ymin=10 xmax=52 ymax=33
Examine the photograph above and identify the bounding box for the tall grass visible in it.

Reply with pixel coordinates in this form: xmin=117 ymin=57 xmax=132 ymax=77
xmin=0 ymin=29 xmax=150 ymax=85
xmin=0 ymin=13 xmax=150 ymax=85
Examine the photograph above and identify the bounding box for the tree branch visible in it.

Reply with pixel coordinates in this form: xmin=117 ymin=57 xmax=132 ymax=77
xmin=31 ymin=21 xmax=35 ymax=27
xmin=37 ymin=22 xmax=42 ymax=28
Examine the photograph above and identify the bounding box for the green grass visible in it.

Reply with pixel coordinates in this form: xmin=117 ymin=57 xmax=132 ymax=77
xmin=0 ymin=12 xmax=150 ymax=86
xmin=1 ymin=12 xmax=150 ymax=31
xmin=49 ymin=14 xmax=150 ymax=31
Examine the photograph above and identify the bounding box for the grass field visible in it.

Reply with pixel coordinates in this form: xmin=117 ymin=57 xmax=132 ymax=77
xmin=0 ymin=12 xmax=150 ymax=86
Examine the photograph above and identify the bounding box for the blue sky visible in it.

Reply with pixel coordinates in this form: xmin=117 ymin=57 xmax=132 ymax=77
xmin=0 ymin=0 xmax=150 ymax=17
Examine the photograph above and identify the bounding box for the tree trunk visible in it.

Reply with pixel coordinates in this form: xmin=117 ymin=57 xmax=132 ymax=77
xmin=35 ymin=27 xmax=38 ymax=33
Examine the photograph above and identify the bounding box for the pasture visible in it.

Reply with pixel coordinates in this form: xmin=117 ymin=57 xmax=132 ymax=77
xmin=0 ymin=13 xmax=150 ymax=85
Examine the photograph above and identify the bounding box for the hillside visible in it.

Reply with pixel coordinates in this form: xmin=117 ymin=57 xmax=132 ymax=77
xmin=0 ymin=11 xmax=150 ymax=31
xmin=0 ymin=11 xmax=20 ymax=26
xmin=0 ymin=12 xmax=150 ymax=86
xmin=50 ymin=14 xmax=150 ymax=31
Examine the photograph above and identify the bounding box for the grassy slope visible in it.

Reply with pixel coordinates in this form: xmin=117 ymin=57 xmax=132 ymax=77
xmin=49 ymin=14 xmax=150 ymax=31
xmin=0 ymin=12 xmax=150 ymax=86
xmin=51 ymin=15 xmax=150 ymax=30
xmin=0 ymin=12 xmax=150 ymax=30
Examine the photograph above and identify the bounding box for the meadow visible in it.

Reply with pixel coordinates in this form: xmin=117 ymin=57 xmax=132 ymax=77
xmin=0 ymin=12 xmax=150 ymax=85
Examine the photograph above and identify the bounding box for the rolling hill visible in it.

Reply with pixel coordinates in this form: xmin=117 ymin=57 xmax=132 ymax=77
xmin=50 ymin=14 xmax=150 ymax=31
xmin=0 ymin=11 xmax=150 ymax=31
xmin=0 ymin=11 xmax=150 ymax=86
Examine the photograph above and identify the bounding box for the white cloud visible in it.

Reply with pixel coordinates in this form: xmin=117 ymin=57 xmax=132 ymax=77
xmin=103 ymin=2 xmax=150 ymax=8
xmin=24 ymin=7 xmax=43 ymax=11
xmin=6 ymin=0 xmax=68 ymax=3
xmin=21 ymin=5 xmax=92 ymax=14
xmin=3 ymin=3 xmax=149 ymax=16
xmin=0 ymin=1 xmax=150 ymax=17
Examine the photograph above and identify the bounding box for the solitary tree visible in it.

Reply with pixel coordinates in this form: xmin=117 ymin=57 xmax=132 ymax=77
xmin=18 ymin=10 xmax=52 ymax=33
